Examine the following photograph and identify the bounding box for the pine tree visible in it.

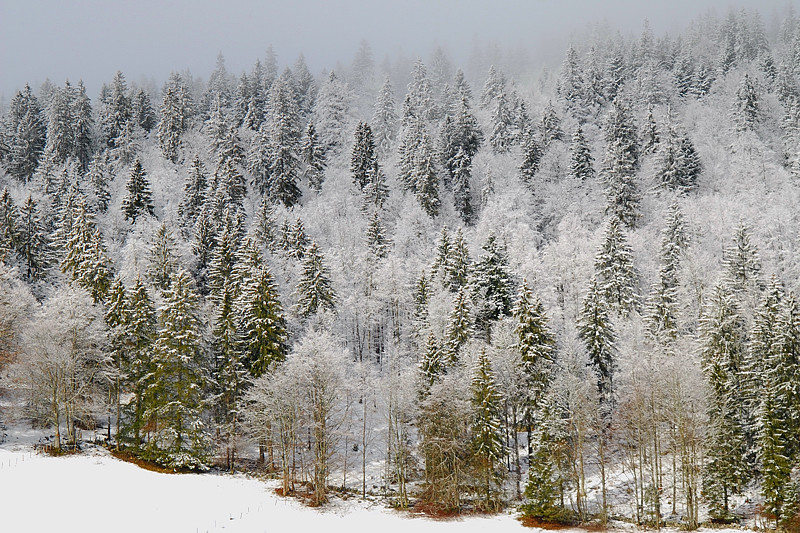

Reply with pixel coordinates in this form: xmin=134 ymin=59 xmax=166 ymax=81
xmin=513 ymin=279 xmax=557 ymax=402
xmin=646 ymin=203 xmax=688 ymax=340
xmin=295 ymin=242 xmax=336 ymax=317
xmin=60 ymin=197 xmax=113 ymax=303
xmin=372 ymin=76 xmax=398 ymax=156
xmin=419 ymin=332 xmax=445 ymax=388
xmin=539 ymin=101 xmax=563 ymax=150
xmin=87 ymin=151 xmax=112 ymax=213
xmin=658 ymin=116 xmax=702 ymax=192
xmin=365 ymin=211 xmax=390 ymax=259
xmin=451 ymin=147 xmax=473 ymax=224
xmin=580 ymin=276 xmax=617 ymax=410
xmin=121 ymin=158 xmax=155 ymax=223
xmin=72 ymin=81 xmax=94 ymax=172
xmin=16 ymin=194 xmax=51 ymax=281
xmin=237 ymin=265 xmax=287 ymax=378
xmin=473 ymin=234 xmax=515 ymax=337
xmin=143 ymin=269 xmax=210 ymax=470
xmin=131 ymin=87 xmax=156 ymax=132
xmin=179 ymin=155 xmax=208 ymax=227
xmin=700 ymin=283 xmax=750 ymax=518
xmin=569 ymin=124 xmax=595 ymax=181
xmin=6 ymin=84 xmax=46 ymax=182
xmin=413 ymin=131 xmax=440 ymax=217
xmin=102 ymin=71 xmax=132 ymax=148
xmin=594 ymin=217 xmax=638 ymax=315
xmin=158 ymin=73 xmax=193 ymax=162
xmin=470 ymin=349 xmax=506 ymax=508
xmin=602 ymin=98 xmax=640 ymax=227
xmin=302 ymin=120 xmax=326 ymax=192
xmin=0 ymin=189 xmax=19 ymax=264
xmin=733 ymin=73 xmax=760 ymax=131
xmin=147 ymin=223 xmax=179 ymax=292
xmin=519 ymin=129 xmax=543 ymax=185
xmin=445 ymin=287 xmax=472 ymax=364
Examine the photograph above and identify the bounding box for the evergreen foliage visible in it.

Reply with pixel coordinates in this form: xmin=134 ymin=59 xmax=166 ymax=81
xmin=121 ymin=158 xmax=155 ymax=223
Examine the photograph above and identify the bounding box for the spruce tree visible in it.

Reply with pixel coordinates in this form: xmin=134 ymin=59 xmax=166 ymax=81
xmin=470 ymin=349 xmax=506 ymax=508
xmin=539 ymin=101 xmax=563 ymax=150
xmin=700 ymin=283 xmax=750 ymax=518
xmin=579 ymin=276 xmax=617 ymax=410
xmin=144 ymin=269 xmax=210 ymax=470
xmin=733 ymin=73 xmax=760 ymax=131
xmin=147 ymin=223 xmax=179 ymax=292
xmin=558 ymin=45 xmax=585 ymax=114
xmin=236 ymin=266 xmax=287 ymax=377
xmin=602 ymin=98 xmax=640 ymax=227
xmin=658 ymin=116 xmax=702 ymax=191
xmin=722 ymin=222 xmax=763 ymax=299
xmin=443 ymin=228 xmax=471 ymax=292
xmin=569 ymin=124 xmax=595 ymax=181
xmin=87 ymin=151 xmax=112 ymax=213
xmin=413 ymin=131 xmax=441 ymax=217
xmin=295 ymin=241 xmax=336 ymax=317
xmin=0 ymin=189 xmax=19 ymax=264
xmin=261 ymin=75 xmax=302 ymax=207
xmin=60 ymin=197 xmax=113 ymax=303
xmin=121 ymin=158 xmax=155 ymax=223
xmin=594 ymin=216 xmax=638 ymax=315
xmin=302 ymin=120 xmax=326 ymax=192
xmin=647 ymin=203 xmax=688 ymax=340
xmin=473 ymin=234 xmax=515 ymax=337
xmin=179 ymin=155 xmax=208 ymax=228
xmin=43 ymin=80 xmax=76 ymax=167
xmin=419 ymin=332 xmax=445 ymax=389
xmin=157 ymin=73 xmax=193 ymax=163
xmin=519 ymin=129 xmax=543 ymax=185
xmin=131 ymin=87 xmax=156 ymax=132
xmin=451 ymin=147 xmax=473 ymax=224
xmin=351 ymin=122 xmax=379 ymax=191
xmin=445 ymin=287 xmax=472 ymax=364
xmin=102 ymin=71 xmax=132 ymax=148
xmin=489 ymin=90 xmax=515 ymax=153
xmin=513 ymin=279 xmax=557 ymax=403
xmin=72 ymin=81 xmax=94 ymax=172
xmin=372 ymin=76 xmax=398 ymax=156
xmin=16 ymin=194 xmax=51 ymax=281
xmin=6 ymin=84 xmax=46 ymax=182
xmin=312 ymin=71 xmax=350 ymax=156
xmin=365 ymin=211 xmax=390 ymax=259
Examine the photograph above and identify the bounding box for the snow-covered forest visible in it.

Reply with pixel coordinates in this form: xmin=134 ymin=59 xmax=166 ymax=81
xmin=1 ymin=5 xmax=800 ymax=531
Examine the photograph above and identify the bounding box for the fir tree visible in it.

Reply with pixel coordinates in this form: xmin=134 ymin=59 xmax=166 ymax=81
xmin=16 ymin=194 xmax=51 ymax=281
xmin=87 ymin=151 xmax=112 ymax=213
xmin=641 ymin=105 xmax=660 ymax=155
xmin=179 ymin=155 xmax=208 ymax=227
xmin=121 ymin=158 xmax=155 ymax=223
xmin=700 ymin=283 xmax=750 ymax=518
xmin=312 ymin=71 xmax=350 ymax=156
xmin=295 ymin=241 xmax=336 ymax=317
xmin=0 ymin=189 xmax=19 ymax=264
xmin=43 ymin=80 xmax=76 ymax=166
xmin=722 ymin=222 xmax=763 ymax=298
xmin=519 ymin=129 xmax=543 ymax=185
xmin=480 ymin=65 xmax=506 ymax=109
xmin=365 ymin=211 xmax=390 ymax=259
xmin=470 ymin=349 xmax=506 ymax=508
xmin=558 ymin=45 xmax=585 ymax=114
xmin=102 ymin=71 xmax=132 ymax=148
xmin=489 ymin=90 xmax=515 ymax=153
xmin=658 ymin=116 xmax=702 ymax=192
xmin=451 ymin=147 xmax=473 ymax=224
xmin=413 ymin=131 xmax=441 ymax=217
xmin=569 ymin=124 xmax=595 ymax=181
xmin=60 ymin=197 xmax=113 ymax=303
xmin=445 ymin=287 xmax=472 ymax=364
xmin=539 ymin=101 xmax=563 ymax=150
xmin=646 ymin=203 xmax=688 ymax=340
xmin=147 ymin=223 xmax=179 ymax=292
xmin=733 ymin=73 xmax=760 ymax=131
xmin=443 ymin=228 xmax=471 ymax=292
xmin=513 ymin=279 xmax=557 ymax=403
xmin=158 ymin=73 xmax=193 ymax=163
xmin=419 ymin=332 xmax=445 ymax=390
xmin=579 ymin=276 xmax=617 ymax=410
xmin=143 ymin=269 xmax=210 ymax=470
xmin=351 ymin=122 xmax=378 ymax=191
xmin=372 ymin=76 xmax=398 ymax=156
xmin=473 ymin=234 xmax=515 ymax=337
xmin=602 ymin=98 xmax=640 ymax=227
xmin=72 ymin=81 xmax=94 ymax=172
xmin=594 ymin=217 xmax=638 ymax=315
xmin=237 ymin=265 xmax=287 ymax=378
xmin=131 ymin=87 xmax=156 ymax=132
xmin=208 ymin=208 xmax=243 ymax=302
xmin=302 ymin=120 xmax=326 ymax=192
xmin=6 ymin=84 xmax=46 ymax=182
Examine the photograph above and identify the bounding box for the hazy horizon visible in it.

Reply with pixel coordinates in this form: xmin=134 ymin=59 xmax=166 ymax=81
xmin=1 ymin=0 xmax=797 ymax=100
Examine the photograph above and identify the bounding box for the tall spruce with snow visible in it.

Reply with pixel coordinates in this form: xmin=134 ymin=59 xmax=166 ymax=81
xmin=147 ymin=223 xmax=179 ymax=292
xmin=312 ymin=71 xmax=350 ymax=156
xmin=539 ymin=102 xmax=563 ymax=150
xmin=6 ymin=84 xmax=46 ymax=182
xmin=470 ymin=349 xmax=506 ymax=508
xmin=580 ymin=276 xmax=617 ymax=411
xmin=301 ymin=120 xmax=326 ymax=192
xmin=121 ymin=158 xmax=155 ymax=223
xmin=87 ymin=151 xmax=112 ymax=213
xmin=72 ymin=81 xmax=94 ymax=172
xmin=733 ymin=73 xmax=760 ymax=131
xmin=158 ymin=73 xmax=193 ymax=163
xmin=16 ymin=195 xmax=50 ymax=281
xmin=237 ymin=264 xmax=287 ymax=377
xmin=101 ymin=71 xmax=132 ymax=148
xmin=658 ymin=115 xmax=701 ymax=191
xmin=569 ymin=124 xmax=595 ymax=181
xmin=404 ymin=60 xmax=436 ymax=123
xmin=700 ymin=282 xmax=752 ymax=518
xmin=602 ymin=98 xmax=640 ymax=227
xmin=365 ymin=211 xmax=390 ymax=259
xmin=372 ymin=77 xmax=398 ymax=156
xmin=513 ymin=279 xmax=556 ymax=412
xmin=473 ymin=234 xmax=515 ymax=338
xmin=594 ymin=217 xmax=638 ymax=315
xmin=445 ymin=287 xmax=473 ymax=364
xmin=0 ymin=190 xmax=19 ymax=264
xmin=131 ymin=87 xmax=156 ymax=132
xmin=43 ymin=80 xmax=75 ymax=167
xmin=647 ymin=203 xmax=688 ymax=340
xmin=143 ymin=269 xmax=210 ymax=470
xmin=519 ymin=129 xmax=543 ymax=185
xmin=558 ymin=45 xmax=585 ymax=115
xmin=412 ymin=130 xmax=441 ymax=217
xmin=295 ymin=242 xmax=336 ymax=318
xmin=179 ymin=155 xmax=208 ymax=228
xmin=489 ymin=89 xmax=515 ymax=153
xmin=60 ymin=197 xmax=113 ymax=303
xmin=722 ymin=223 xmax=763 ymax=302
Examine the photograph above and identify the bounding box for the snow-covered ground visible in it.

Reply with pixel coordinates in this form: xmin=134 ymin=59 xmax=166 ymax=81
xmin=0 ymin=444 xmax=536 ymax=533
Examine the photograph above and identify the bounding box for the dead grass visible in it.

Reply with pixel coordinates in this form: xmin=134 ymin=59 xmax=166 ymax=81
xmin=109 ymin=449 xmax=186 ymax=474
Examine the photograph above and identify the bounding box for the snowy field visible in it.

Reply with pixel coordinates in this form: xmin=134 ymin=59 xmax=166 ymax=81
xmin=0 ymin=445 xmax=534 ymax=533
xmin=0 ymin=443 xmax=756 ymax=533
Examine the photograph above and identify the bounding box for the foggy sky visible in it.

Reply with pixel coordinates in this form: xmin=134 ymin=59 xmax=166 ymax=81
xmin=0 ymin=0 xmax=796 ymax=100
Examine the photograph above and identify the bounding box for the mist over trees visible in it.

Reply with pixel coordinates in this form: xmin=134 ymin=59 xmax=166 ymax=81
xmin=1 ymin=5 xmax=800 ymax=530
